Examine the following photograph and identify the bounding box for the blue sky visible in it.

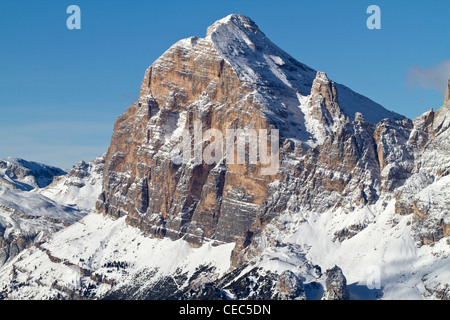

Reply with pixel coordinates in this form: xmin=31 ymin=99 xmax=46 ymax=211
xmin=1 ymin=0 xmax=449 ymax=169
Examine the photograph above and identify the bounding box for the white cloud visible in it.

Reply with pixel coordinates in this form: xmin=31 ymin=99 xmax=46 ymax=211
xmin=406 ymin=60 xmax=450 ymax=94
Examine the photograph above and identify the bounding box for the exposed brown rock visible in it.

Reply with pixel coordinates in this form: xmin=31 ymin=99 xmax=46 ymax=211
xmin=97 ymin=31 xmax=278 ymax=246
xmin=412 ymin=194 xmax=450 ymax=246
xmin=274 ymin=270 xmax=306 ymax=300
xmin=0 ymin=235 xmax=35 ymax=266
xmin=96 ymin=15 xmax=426 ymax=270
xmin=309 ymin=72 xmax=346 ymax=134
xmin=334 ymin=223 xmax=368 ymax=242
xmin=323 ymin=265 xmax=349 ymax=300
xmin=395 ymin=197 xmax=414 ymax=216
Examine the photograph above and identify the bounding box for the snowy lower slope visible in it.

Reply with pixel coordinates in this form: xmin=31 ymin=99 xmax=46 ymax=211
xmin=0 ymin=156 xmax=104 ymax=269
xmin=1 ymin=196 xmax=448 ymax=300
xmin=0 ymin=213 xmax=235 ymax=300
xmin=248 ymin=198 xmax=450 ymax=300
xmin=1 ymin=137 xmax=449 ymax=299
xmin=0 ymin=184 xmax=82 ymax=224
xmin=0 ymin=183 xmax=85 ymax=267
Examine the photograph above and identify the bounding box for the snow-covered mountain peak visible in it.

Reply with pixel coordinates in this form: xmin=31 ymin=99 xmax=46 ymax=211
xmin=206 ymin=14 xmax=261 ymax=37
xmin=313 ymin=71 xmax=331 ymax=84
xmin=0 ymin=158 xmax=66 ymax=191
xmin=143 ymin=14 xmax=404 ymax=150
xmin=206 ymin=14 xmax=316 ymax=96
xmin=204 ymin=14 xmax=403 ymax=131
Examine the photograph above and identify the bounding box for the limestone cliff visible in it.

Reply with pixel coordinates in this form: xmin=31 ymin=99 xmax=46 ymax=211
xmin=96 ymin=14 xmax=404 ymax=248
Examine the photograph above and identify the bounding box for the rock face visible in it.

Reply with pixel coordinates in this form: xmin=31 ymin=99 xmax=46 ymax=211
xmin=97 ymin=17 xmax=266 ymax=245
xmin=273 ymin=270 xmax=306 ymax=300
xmin=96 ymin=14 xmax=404 ymax=248
xmin=412 ymin=175 xmax=450 ymax=245
xmin=183 ymin=267 xmax=306 ymax=300
xmin=323 ymin=266 xmax=349 ymax=300
xmin=0 ymin=234 xmax=33 ymax=267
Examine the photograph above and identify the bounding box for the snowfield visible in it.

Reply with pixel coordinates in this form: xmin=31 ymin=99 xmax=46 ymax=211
xmin=1 ymin=200 xmax=448 ymax=299
xmin=255 ymin=199 xmax=450 ymax=299
xmin=0 ymin=213 xmax=235 ymax=300
xmin=0 ymin=156 xmax=104 ymax=269
xmin=36 ymin=156 xmax=104 ymax=213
